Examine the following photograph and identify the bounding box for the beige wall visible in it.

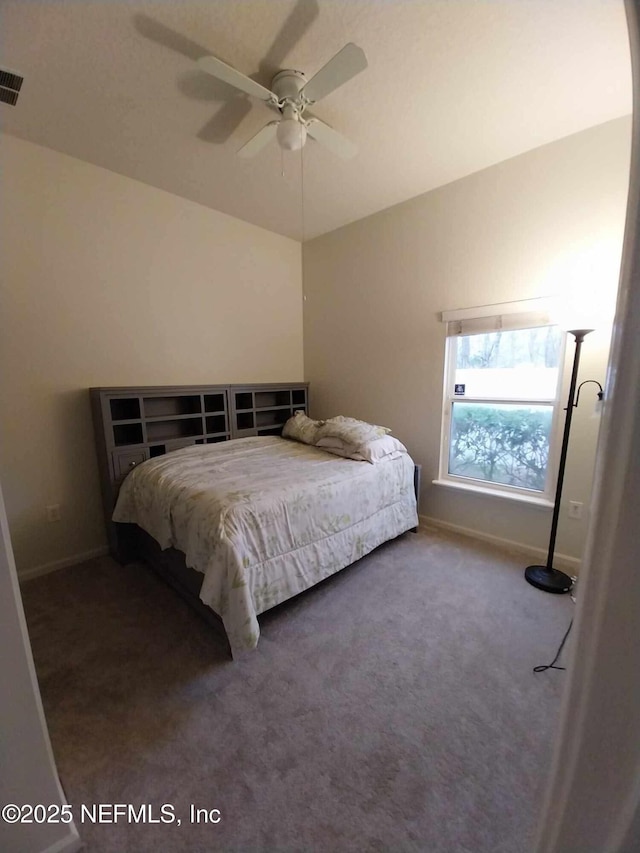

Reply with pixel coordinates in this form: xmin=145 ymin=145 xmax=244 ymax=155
xmin=0 ymin=134 xmax=303 ymax=576
xmin=303 ymin=117 xmax=631 ymax=563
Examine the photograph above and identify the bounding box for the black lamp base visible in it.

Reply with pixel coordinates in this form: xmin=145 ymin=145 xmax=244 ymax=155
xmin=524 ymin=565 xmax=573 ymax=594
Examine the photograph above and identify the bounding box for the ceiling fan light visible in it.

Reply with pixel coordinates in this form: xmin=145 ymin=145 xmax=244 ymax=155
xmin=277 ymin=118 xmax=307 ymax=151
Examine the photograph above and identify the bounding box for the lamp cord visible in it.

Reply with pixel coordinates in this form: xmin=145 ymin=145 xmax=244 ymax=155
xmin=533 ymin=619 xmax=573 ymax=673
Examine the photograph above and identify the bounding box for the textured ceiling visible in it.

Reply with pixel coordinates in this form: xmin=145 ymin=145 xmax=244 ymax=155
xmin=0 ymin=0 xmax=632 ymax=241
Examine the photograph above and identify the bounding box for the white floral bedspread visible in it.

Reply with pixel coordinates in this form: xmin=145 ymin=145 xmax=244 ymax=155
xmin=112 ymin=436 xmax=418 ymax=656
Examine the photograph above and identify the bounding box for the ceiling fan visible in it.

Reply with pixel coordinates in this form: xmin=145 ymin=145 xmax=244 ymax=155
xmin=197 ymin=42 xmax=367 ymax=159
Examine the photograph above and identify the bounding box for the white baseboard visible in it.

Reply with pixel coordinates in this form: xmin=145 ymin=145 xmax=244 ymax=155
xmin=419 ymin=514 xmax=581 ymax=573
xmin=19 ymin=546 xmax=109 ymax=583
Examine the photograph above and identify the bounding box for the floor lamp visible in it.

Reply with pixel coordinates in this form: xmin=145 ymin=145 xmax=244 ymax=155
xmin=525 ymin=328 xmax=603 ymax=594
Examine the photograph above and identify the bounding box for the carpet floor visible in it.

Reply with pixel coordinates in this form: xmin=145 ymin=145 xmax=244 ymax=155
xmin=20 ymin=528 xmax=573 ymax=853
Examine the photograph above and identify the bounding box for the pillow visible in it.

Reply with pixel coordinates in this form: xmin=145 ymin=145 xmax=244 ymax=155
xmin=316 ymin=416 xmax=392 ymax=450
xmin=359 ymin=435 xmax=407 ymax=463
xmin=324 ymin=415 xmax=392 ymax=435
xmin=282 ymin=411 xmax=324 ymax=445
xmin=316 ymin=442 xmax=366 ymax=461
xmin=314 ymin=434 xmax=346 ymax=450
xmin=317 ymin=435 xmax=407 ymax=464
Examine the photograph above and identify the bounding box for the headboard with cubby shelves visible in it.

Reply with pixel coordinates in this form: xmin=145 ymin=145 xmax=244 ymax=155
xmin=90 ymin=382 xmax=309 ymax=560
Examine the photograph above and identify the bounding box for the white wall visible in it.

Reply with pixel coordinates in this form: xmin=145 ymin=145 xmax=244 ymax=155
xmin=0 ymin=134 xmax=303 ymax=576
xmin=303 ymin=117 xmax=631 ymax=563
xmin=0 ymin=480 xmax=81 ymax=853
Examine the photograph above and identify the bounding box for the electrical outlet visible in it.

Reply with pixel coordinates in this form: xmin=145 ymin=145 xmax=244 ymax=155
xmin=46 ymin=504 xmax=61 ymax=522
xmin=568 ymin=501 xmax=583 ymax=520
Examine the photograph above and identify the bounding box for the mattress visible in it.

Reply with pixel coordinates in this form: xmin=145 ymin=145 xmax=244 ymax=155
xmin=112 ymin=436 xmax=418 ymax=656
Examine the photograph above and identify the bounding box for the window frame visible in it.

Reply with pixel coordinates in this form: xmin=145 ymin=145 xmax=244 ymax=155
xmin=437 ymin=309 xmax=567 ymax=504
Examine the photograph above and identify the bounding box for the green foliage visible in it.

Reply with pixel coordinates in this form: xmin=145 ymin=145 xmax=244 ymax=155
xmin=450 ymin=404 xmax=552 ymax=491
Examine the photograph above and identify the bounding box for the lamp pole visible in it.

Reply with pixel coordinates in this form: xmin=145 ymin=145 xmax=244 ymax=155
xmin=524 ymin=329 xmax=594 ymax=594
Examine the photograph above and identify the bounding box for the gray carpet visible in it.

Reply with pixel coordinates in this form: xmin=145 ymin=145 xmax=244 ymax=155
xmin=21 ymin=528 xmax=572 ymax=853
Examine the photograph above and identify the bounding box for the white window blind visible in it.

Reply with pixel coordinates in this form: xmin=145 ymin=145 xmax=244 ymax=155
xmin=441 ymin=298 xmax=554 ymax=337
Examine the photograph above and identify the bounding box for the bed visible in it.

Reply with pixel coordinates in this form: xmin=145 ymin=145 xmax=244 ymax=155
xmin=112 ymin=434 xmax=418 ymax=656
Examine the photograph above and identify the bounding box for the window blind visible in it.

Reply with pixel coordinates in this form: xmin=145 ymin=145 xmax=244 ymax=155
xmin=440 ymin=298 xmax=554 ymax=337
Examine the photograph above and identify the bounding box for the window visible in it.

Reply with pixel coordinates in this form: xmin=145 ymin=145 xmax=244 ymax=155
xmin=438 ymin=301 xmax=565 ymax=501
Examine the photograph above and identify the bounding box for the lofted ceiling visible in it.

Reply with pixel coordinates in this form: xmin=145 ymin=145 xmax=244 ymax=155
xmin=0 ymin=0 xmax=632 ymax=242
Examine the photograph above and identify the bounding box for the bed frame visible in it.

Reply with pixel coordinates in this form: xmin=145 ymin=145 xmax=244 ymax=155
xmin=131 ymin=523 xmax=231 ymax=654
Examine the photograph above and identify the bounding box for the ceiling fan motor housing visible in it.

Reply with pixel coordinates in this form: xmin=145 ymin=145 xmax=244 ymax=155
xmin=271 ymin=69 xmax=307 ymax=102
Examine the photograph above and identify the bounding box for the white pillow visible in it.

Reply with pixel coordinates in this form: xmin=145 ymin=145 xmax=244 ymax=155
xmin=317 ymin=435 xmax=407 ymax=464
xmin=360 ymin=435 xmax=407 ymax=463
xmin=324 ymin=415 xmax=392 ymax=435
xmin=316 ymin=416 xmax=392 ymax=450
xmin=314 ymin=434 xmax=345 ymax=450
xmin=316 ymin=443 xmax=366 ymax=461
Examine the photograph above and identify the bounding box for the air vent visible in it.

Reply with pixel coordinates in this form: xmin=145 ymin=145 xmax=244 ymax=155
xmin=0 ymin=68 xmax=23 ymax=106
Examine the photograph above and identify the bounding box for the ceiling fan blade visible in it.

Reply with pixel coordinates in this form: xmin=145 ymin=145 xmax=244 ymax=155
xmin=306 ymin=118 xmax=357 ymax=159
xmin=198 ymin=55 xmax=278 ymax=104
xmin=238 ymin=122 xmax=279 ymax=158
xmin=301 ymin=43 xmax=367 ymax=104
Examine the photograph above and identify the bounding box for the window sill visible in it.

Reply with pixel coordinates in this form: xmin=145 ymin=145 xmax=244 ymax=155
xmin=432 ymin=478 xmax=554 ymax=508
